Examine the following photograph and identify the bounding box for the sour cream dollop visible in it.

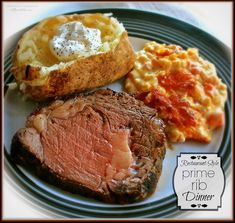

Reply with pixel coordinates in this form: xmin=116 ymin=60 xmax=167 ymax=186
xmin=50 ymin=22 xmax=102 ymax=61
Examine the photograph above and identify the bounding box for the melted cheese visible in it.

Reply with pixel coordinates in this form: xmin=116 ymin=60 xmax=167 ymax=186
xmin=125 ymin=42 xmax=227 ymax=143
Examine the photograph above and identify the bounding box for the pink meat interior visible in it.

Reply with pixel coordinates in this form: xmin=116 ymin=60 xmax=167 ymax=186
xmin=41 ymin=106 xmax=132 ymax=191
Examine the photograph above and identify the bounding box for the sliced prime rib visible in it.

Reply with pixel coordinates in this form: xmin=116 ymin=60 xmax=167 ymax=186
xmin=11 ymin=89 xmax=166 ymax=204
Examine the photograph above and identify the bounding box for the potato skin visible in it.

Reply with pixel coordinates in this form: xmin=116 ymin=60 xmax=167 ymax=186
xmin=12 ymin=19 xmax=135 ymax=101
xmin=29 ymin=32 xmax=134 ymax=101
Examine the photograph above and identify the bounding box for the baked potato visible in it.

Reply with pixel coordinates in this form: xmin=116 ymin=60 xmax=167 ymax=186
xmin=11 ymin=13 xmax=135 ymax=101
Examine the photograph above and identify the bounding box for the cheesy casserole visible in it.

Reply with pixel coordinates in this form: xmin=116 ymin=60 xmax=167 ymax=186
xmin=125 ymin=42 xmax=227 ymax=143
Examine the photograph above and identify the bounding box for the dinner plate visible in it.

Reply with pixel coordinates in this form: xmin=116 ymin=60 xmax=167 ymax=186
xmin=4 ymin=8 xmax=231 ymax=218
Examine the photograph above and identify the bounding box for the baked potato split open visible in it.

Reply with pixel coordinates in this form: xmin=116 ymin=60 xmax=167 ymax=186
xmin=11 ymin=13 xmax=135 ymax=101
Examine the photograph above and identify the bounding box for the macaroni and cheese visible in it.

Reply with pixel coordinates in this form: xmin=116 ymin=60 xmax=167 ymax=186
xmin=125 ymin=42 xmax=227 ymax=143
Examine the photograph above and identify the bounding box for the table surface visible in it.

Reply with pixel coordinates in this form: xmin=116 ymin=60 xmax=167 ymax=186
xmin=3 ymin=2 xmax=232 ymax=220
